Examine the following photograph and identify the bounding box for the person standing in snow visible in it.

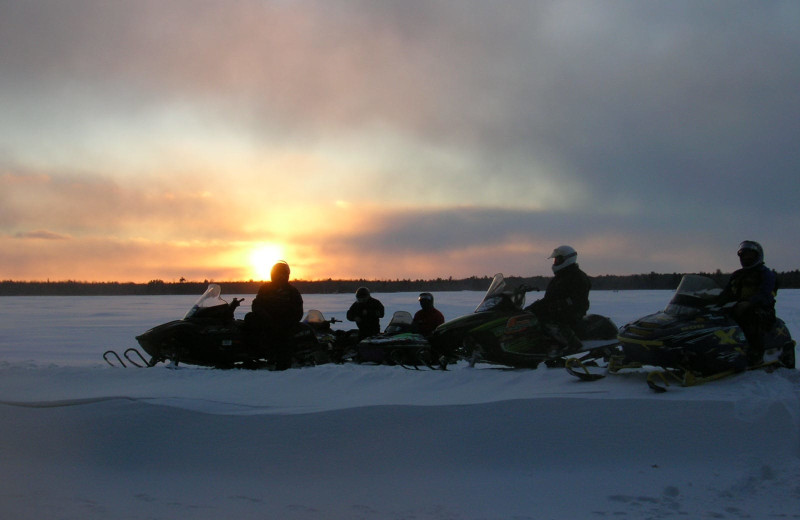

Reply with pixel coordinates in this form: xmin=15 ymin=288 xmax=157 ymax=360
xmin=717 ymin=240 xmax=777 ymax=365
xmin=525 ymin=245 xmax=591 ymax=341
xmin=347 ymin=287 xmax=385 ymax=340
xmin=246 ymin=260 xmax=304 ymax=369
xmin=412 ymin=292 xmax=445 ymax=337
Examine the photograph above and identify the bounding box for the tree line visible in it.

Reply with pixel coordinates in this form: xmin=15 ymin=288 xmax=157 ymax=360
xmin=1 ymin=270 xmax=799 ymax=296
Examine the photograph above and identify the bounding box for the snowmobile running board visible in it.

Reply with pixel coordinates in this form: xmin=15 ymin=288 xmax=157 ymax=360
xmin=566 ymin=355 xmax=785 ymax=392
xmin=392 ymin=348 xmax=448 ymax=371
xmin=645 ymin=359 xmax=784 ymax=392
xmin=103 ymin=348 xmax=155 ymax=368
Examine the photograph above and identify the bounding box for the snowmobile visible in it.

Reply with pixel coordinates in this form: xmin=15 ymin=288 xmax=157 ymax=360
xmin=430 ymin=273 xmax=619 ymax=369
xmin=566 ymin=274 xmax=796 ymax=391
xmin=301 ymin=309 xmax=353 ymax=364
xmin=348 ymin=311 xmax=436 ymax=368
xmin=104 ymin=284 xmax=336 ymax=369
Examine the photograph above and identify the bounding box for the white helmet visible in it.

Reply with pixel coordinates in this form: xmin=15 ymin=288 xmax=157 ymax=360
xmin=548 ymin=245 xmax=578 ymax=273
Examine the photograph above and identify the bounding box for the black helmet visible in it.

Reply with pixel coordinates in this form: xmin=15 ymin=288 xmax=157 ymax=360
xmin=270 ymin=261 xmax=291 ymax=283
xmin=418 ymin=292 xmax=434 ymax=309
xmin=737 ymin=240 xmax=764 ymax=268
xmin=356 ymin=287 xmax=370 ymax=301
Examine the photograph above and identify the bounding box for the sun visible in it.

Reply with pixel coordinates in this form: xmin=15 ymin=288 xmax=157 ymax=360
xmin=249 ymin=243 xmax=286 ymax=281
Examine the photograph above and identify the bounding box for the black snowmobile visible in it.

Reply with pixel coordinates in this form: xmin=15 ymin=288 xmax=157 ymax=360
xmin=349 ymin=311 xmax=436 ymax=368
xmin=301 ymin=309 xmax=353 ymax=364
xmin=567 ymin=274 xmax=796 ymax=391
xmin=430 ymin=273 xmax=619 ymax=369
xmin=104 ymin=284 xmax=336 ymax=369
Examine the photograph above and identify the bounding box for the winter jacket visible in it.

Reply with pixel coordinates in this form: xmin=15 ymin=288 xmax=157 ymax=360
xmin=525 ymin=263 xmax=591 ymax=328
xmin=719 ymin=264 xmax=777 ymax=313
xmin=347 ymin=297 xmax=385 ymax=339
xmin=251 ymin=281 xmax=304 ymax=332
xmin=412 ymin=307 xmax=445 ymax=337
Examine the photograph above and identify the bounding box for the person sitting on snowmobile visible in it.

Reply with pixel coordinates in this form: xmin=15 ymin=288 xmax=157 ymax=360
xmin=347 ymin=287 xmax=385 ymax=340
xmin=412 ymin=292 xmax=445 ymax=337
xmin=717 ymin=240 xmax=777 ymax=365
xmin=525 ymin=245 xmax=591 ymax=344
xmin=246 ymin=261 xmax=304 ymax=369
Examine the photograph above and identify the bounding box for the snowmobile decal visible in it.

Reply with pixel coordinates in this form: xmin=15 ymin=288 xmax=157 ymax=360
xmin=566 ymin=274 xmax=795 ymax=391
xmin=713 ymin=328 xmax=739 ymax=345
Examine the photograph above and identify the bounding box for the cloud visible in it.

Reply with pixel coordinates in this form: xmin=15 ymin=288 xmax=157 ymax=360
xmin=0 ymin=166 xmax=254 ymax=240
xmin=307 ymin=205 xmax=799 ymax=278
xmin=13 ymin=230 xmax=69 ymax=240
xmin=1 ymin=1 xmax=798 ymax=280
xmin=0 ymin=233 xmax=252 ymax=283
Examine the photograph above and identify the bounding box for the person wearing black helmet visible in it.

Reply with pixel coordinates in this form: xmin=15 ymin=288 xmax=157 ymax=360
xmin=248 ymin=261 xmax=304 ymax=369
xmin=525 ymin=245 xmax=591 ymax=341
xmin=718 ymin=240 xmax=777 ymax=365
xmin=412 ymin=292 xmax=445 ymax=337
xmin=346 ymin=287 xmax=385 ymax=340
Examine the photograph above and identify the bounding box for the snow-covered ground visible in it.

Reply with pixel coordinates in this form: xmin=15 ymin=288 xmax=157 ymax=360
xmin=1 ymin=288 xmax=799 ymax=520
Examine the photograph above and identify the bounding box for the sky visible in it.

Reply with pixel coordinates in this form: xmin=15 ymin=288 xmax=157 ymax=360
xmin=1 ymin=0 xmax=799 ymax=283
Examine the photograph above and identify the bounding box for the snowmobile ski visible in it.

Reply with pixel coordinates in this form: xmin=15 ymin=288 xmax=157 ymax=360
xmin=103 ymin=347 xmax=155 ymax=368
xmin=564 ymin=357 xmax=605 ymax=381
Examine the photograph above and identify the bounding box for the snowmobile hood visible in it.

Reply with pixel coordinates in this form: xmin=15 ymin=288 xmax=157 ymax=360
xmin=135 ymin=319 xmax=189 ymax=358
xmin=433 ymin=311 xmax=499 ymax=337
xmin=618 ymin=308 xmax=744 ymax=350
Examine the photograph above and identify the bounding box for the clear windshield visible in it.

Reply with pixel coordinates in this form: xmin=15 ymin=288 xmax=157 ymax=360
xmin=474 ymin=273 xmax=526 ymax=312
xmin=184 ymin=284 xmax=229 ymax=319
xmin=303 ymin=309 xmax=327 ymax=324
xmin=664 ymin=275 xmax=722 ymax=316
xmin=384 ymin=310 xmax=414 ymax=334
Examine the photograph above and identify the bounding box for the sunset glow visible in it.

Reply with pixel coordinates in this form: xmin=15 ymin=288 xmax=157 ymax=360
xmin=248 ymin=243 xmax=287 ymax=281
xmin=1 ymin=2 xmax=798 ymax=283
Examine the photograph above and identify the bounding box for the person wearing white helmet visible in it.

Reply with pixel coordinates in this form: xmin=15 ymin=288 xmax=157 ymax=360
xmin=525 ymin=245 xmax=591 ymax=339
xmin=718 ymin=240 xmax=778 ymax=365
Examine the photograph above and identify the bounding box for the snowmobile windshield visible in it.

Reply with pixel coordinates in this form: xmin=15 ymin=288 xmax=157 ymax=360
xmin=303 ymin=309 xmax=326 ymax=324
xmin=664 ymin=275 xmax=723 ymax=317
xmin=474 ymin=273 xmax=525 ymax=313
xmin=384 ymin=311 xmax=414 ymax=334
xmin=184 ymin=284 xmax=229 ymax=319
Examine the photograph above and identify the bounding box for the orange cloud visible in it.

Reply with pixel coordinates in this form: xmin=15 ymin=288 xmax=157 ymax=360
xmin=14 ymin=230 xmax=69 ymax=240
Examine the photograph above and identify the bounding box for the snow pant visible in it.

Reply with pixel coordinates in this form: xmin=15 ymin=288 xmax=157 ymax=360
xmin=732 ymin=302 xmax=775 ymax=364
xmin=244 ymin=312 xmax=294 ymax=370
xmin=527 ymin=303 xmax=583 ymax=348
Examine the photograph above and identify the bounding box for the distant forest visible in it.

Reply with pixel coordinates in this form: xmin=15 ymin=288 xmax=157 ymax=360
xmin=2 ymin=270 xmax=799 ymax=296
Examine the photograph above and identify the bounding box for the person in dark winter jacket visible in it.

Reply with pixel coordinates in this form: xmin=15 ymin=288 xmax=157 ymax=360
xmin=525 ymin=245 xmax=591 ymax=336
xmin=247 ymin=261 xmax=303 ymax=369
xmin=412 ymin=292 xmax=445 ymax=337
xmin=718 ymin=240 xmax=777 ymax=364
xmin=347 ymin=287 xmax=385 ymax=340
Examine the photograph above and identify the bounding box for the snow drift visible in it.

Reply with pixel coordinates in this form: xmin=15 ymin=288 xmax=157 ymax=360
xmin=1 ymin=289 xmax=798 ymax=519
